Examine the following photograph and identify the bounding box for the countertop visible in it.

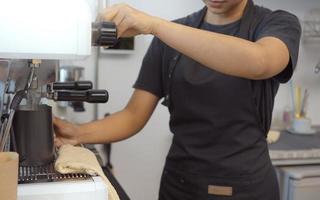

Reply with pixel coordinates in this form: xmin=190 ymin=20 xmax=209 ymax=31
xmin=86 ymin=144 xmax=130 ymax=200
xmin=269 ymin=127 xmax=320 ymax=166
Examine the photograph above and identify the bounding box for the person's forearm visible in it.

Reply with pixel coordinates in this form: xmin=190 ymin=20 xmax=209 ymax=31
xmin=102 ymin=4 xmax=289 ymax=79
xmin=77 ymin=109 xmax=144 ymax=144
xmin=152 ymin=19 xmax=270 ymax=80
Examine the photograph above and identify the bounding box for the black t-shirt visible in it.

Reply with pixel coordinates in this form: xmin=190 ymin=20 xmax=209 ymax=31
xmin=134 ymin=3 xmax=301 ymax=177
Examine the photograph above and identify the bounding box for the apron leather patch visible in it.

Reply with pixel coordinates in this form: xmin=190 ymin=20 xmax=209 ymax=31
xmin=208 ymin=185 xmax=233 ymax=196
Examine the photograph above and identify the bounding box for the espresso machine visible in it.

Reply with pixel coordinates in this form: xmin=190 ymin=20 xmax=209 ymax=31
xmin=0 ymin=0 xmax=117 ymax=199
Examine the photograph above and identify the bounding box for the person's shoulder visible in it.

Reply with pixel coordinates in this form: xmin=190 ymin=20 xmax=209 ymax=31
xmin=254 ymin=4 xmax=300 ymax=25
xmin=269 ymin=10 xmax=300 ymax=24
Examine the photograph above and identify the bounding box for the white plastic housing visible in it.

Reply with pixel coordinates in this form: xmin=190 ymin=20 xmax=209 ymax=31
xmin=18 ymin=176 xmax=108 ymax=200
xmin=0 ymin=0 xmax=93 ymax=60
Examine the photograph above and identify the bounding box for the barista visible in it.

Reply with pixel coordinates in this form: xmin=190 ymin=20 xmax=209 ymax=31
xmin=54 ymin=0 xmax=301 ymax=199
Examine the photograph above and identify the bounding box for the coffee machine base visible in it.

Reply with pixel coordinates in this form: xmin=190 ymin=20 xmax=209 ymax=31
xmin=17 ymin=176 xmax=108 ymax=200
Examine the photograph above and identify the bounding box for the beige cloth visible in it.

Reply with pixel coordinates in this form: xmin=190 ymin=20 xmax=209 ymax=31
xmin=0 ymin=152 xmax=19 ymax=200
xmin=55 ymin=145 xmax=120 ymax=200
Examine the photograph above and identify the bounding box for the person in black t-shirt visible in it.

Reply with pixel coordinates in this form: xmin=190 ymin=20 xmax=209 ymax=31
xmin=54 ymin=1 xmax=301 ymax=199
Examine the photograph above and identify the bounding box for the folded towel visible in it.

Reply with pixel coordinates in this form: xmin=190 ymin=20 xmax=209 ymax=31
xmin=55 ymin=144 xmax=120 ymax=200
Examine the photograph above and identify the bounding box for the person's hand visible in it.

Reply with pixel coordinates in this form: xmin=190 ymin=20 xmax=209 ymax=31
xmin=53 ymin=117 xmax=81 ymax=147
xmin=101 ymin=3 xmax=162 ymax=37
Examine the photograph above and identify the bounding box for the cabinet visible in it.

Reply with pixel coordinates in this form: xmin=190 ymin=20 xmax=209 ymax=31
xmin=269 ymin=130 xmax=320 ymax=200
xmin=277 ymin=166 xmax=320 ymax=200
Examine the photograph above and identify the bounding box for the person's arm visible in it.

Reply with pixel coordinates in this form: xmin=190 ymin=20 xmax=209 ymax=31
xmin=153 ymin=22 xmax=289 ymax=80
xmin=102 ymin=3 xmax=290 ymax=80
xmin=53 ymin=89 xmax=159 ymax=146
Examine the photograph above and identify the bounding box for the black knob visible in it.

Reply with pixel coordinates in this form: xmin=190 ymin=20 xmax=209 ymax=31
xmin=51 ymin=81 xmax=93 ymax=91
xmin=92 ymin=21 xmax=118 ymax=47
xmin=53 ymin=90 xmax=109 ymax=103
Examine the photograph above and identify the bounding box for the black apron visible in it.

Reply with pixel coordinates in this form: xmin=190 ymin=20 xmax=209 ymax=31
xmin=159 ymin=1 xmax=280 ymax=199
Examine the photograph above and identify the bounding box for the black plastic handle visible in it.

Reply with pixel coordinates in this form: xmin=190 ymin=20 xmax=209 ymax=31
xmin=54 ymin=90 xmax=109 ymax=103
xmin=92 ymin=21 xmax=118 ymax=47
xmin=52 ymin=81 xmax=93 ymax=91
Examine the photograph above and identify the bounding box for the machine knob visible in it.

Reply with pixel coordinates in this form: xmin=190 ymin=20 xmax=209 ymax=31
xmin=92 ymin=21 xmax=118 ymax=47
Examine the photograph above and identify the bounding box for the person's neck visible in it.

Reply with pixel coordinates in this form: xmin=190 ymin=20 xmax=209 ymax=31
xmin=205 ymin=0 xmax=248 ymax=25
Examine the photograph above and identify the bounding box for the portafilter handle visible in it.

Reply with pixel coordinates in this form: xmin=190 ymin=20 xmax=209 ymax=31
xmin=49 ymin=81 xmax=93 ymax=91
xmin=50 ymin=90 xmax=109 ymax=103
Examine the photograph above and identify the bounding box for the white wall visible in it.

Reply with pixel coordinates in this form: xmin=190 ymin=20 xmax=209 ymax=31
xmin=83 ymin=0 xmax=320 ymax=200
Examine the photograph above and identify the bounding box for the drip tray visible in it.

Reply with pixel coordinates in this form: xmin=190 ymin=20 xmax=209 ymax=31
xmin=18 ymin=163 xmax=90 ymax=184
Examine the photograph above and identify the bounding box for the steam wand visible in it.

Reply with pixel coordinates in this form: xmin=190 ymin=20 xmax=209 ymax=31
xmin=0 ymin=59 xmax=39 ymax=151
